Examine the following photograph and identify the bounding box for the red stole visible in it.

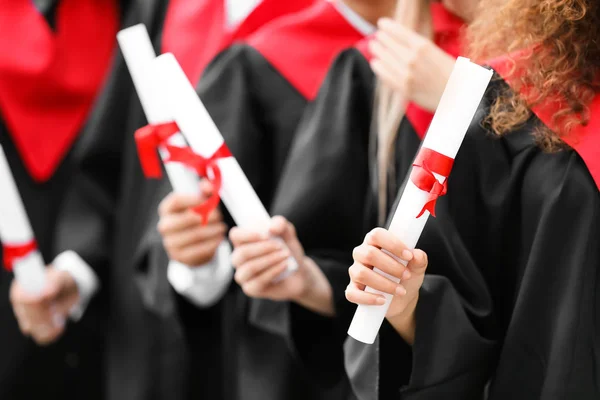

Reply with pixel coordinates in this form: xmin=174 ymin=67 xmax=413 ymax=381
xmin=0 ymin=0 xmax=120 ymax=182
xmin=161 ymin=0 xmax=317 ymax=85
xmin=248 ymin=0 xmax=369 ymax=101
xmin=490 ymin=53 xmax=600 ymax=191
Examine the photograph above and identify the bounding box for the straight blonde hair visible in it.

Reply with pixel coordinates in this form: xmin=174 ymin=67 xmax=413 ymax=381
xmin=375 ymin=0 xmax=432 ymax=224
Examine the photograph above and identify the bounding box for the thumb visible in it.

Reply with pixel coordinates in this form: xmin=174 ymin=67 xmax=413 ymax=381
xmin=268 ymin=216 xmax=289 ymax=238
xmin=407 ymin=249 xmax=428 ymax=275
xmin=269 ymin=216 xmax=303 ymax=259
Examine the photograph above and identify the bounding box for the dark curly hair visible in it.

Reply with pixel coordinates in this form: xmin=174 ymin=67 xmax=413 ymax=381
xmin=468 ymin=0 xmax=600 ymax=150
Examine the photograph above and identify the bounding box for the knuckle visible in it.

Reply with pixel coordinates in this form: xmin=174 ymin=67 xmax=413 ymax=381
xmin=241 ymin=284 xmax=257 ymax=297
xmin=352 ymin=245 xmax=363 ymax=261
xmin=364 ymin=247 xmax=378 ymax=265
xmin=228 ymin=227 xmax=240 ymax=243
xmin=156 ymin=220 xmax=168 ymax=235
xmin=355 ymin=267 xmax=368 ymax=283
xmin=157 ymin=196 xmax=172 ymax=216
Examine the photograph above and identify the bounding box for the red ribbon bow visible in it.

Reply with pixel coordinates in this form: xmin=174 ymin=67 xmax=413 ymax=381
xmin=134 ymin=122 xmax=232 ymax=224
xmin=3 ymin=240 xmax=38 ymax=272
xmin=410 ymin=148 xmax=455 ymax=218
xmin=135 ymin=122 xmax=181 ymax=178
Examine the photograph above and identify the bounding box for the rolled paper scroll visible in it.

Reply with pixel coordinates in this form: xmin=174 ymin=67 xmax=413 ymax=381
xmin=117 ymin=24 xmax=200 ymax=195
xmin=0 ymin=145 xmax=46 ymax=294
xmin=151 ymin=53 xmax=298 ymax=278
xmin=348 ymin=57 xmax=493 ymax=344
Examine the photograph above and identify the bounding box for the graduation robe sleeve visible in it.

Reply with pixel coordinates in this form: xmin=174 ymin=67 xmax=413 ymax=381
xmin=346 ymin=76 xmax=600 ymax=399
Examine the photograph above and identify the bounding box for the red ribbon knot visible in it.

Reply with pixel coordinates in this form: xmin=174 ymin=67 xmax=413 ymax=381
xmin=134 ymin=121 xmax=181 ymax=178
xmin=410 ymin=148 xmax=454 ymax=218
xmin=3 ymin=240 xmax=38 ymax=272
xmin=134 ymin=122 xmax=232 ymax=224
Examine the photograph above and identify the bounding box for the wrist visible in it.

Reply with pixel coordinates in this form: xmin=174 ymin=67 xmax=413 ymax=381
xmin=292 ymin=257 xmax=334 ymax=317
xmin=386 ymin=295 xmax=418 ymax=345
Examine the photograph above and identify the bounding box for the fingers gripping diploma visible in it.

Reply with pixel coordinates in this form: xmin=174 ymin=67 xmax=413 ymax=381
xmin=9 ymin=267 xmax=79 ymax=346
xmin=229 ymin=216 xmax=305 ymax=300
xmin=345 ymin=228 xmax=428 ymax=344
xmin=158 ymin=180 xmax=228 ymax=267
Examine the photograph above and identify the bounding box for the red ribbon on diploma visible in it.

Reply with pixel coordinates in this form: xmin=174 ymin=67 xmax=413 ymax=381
xmin=135 ymin=122 xmax=181 ymax=178
xmin=3 ymin=241 xmax=38 ymax=272
xmin=410 ymin=148 xmax=454 ymax=218
xmin=134 ymin=122 xmax=232 ymax=224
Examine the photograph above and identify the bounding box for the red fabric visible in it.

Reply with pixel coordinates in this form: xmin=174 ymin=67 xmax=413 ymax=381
xmin=164 ymin=144 xmax=232 ymax=224
xmin=489 ymin=52 xmax=600 ymax=191
xmin=3 ymin=241 xmax=38 ymax=272
xmin=248 ymin=1 xmax=368 ymax=101
xmin=405 ymin=2 xmax=466 ymax=139
xmin=355 ymin=36 xmax=373 ymax=61
xmin=134 ymin=122 xmax=233 ymax=223
xmin=135 ymin=122 xmax=181 ymax=178
xmin=0 ymin=0 xmax=119 ymax=182
xmin=410 ymin=148 xmax=454 ymax=218
xmin=162 ymin=0 xmax=316 ymax=85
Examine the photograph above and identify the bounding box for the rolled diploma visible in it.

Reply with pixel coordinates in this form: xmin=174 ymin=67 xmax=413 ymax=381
xmin=151 ymin=53 xmax=298 ymax=277
xmin=348 ymin=57 xmax=493 ymax=344
xmin=117 ymin=24 xmax=198 ymax=195
xmin=0 ymin=146 xmax=46 ymax=294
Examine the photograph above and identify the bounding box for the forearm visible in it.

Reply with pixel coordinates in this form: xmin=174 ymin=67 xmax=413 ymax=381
xmin=386 ymin=295 xmax=418 ymax=345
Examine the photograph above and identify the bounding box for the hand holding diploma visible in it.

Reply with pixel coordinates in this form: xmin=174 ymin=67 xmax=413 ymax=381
xmin=10 ymin=268 xmax=79 ymax=345
xmin=230 ymin=217 xmax=334 ymax=317
xmin=347 ymin=57 xmax=493 ymax=344
xmin=345 ymin=228 xmax=429 ymax=344
xmin=158 ymin=180 xmax=227 ymax=267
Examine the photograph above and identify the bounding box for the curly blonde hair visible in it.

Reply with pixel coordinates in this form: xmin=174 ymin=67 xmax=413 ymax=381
xmin=468 ymin=0 xmax=600 ymax=150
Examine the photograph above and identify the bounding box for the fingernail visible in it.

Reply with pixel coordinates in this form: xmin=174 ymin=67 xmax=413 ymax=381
xmin=402 ymin=270 xmax=411 ymax=280
xmin=401 ymin=250 xmax=413 ymax=261
xmin=395 ymin=286 xmax=407 ymax=296
xmin=376 ymin=297 xmax=386 ymax=305
xmin=280 ymin=249 xmax=290 ymax=258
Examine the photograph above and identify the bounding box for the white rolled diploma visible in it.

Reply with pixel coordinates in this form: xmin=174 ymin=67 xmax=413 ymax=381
xmin=0 ymin=145 xmax=46 ymax=294
xmin=117 ymin=24 xmax=199 ymax=194
xmin=348 ymin=57 xmax=493 ymax=344
xmin=151 ymin=53 xmax=298 ymax=277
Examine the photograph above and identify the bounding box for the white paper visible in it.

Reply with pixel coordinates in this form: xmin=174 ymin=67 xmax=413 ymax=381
xmin=151 ymin=53 xmax=298 ymax=277
xmin=348 ymin=58 xmax=493 ymax=344
xmin=117 ymin=25 xmax=200 ymax=195
xmin=0 ymin=146 xmax=46 ymax=294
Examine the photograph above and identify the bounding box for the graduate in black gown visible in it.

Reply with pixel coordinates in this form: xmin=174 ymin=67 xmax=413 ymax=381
xmin=114 ymin=1 xmax=316 ymax=399
xmin=345 ymin=0 xmax=600 ymax=398
xmin=154 ymin=1 xmax=388 ymax=399
xmin=0 ymin=0 xmax=157 ymax=399
xmin=225 ymin=0 xmax=469 ymax=395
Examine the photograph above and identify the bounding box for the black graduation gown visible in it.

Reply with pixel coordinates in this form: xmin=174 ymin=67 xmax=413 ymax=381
xmin=345 ymin=76 xmax=600 ymax=399
xmin=91 ymin=2 xmax=197 ymax=400
xmin=189 ymin=43 xmax=326 ymax=400
xmin=0 ymin=1 xmax=150 ymax=399
xmin=113 ymin=2 xmax=322 ymax=399
xmin=162 ymin=16 xmax=362 ymax=396
xmin=260 ymin=46 xmax=423 ymax=397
